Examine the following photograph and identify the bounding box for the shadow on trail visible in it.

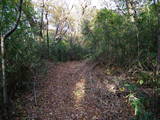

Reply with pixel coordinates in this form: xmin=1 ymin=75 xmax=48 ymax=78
xmin=15 ymin=61 xmax=133 ymax=120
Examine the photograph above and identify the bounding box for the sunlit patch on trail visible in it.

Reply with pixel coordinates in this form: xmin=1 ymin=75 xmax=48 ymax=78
xmin=107 ymin=84 xmax=116 ymax=93
xmin=73 ymin=78 xmax=86 ymax=106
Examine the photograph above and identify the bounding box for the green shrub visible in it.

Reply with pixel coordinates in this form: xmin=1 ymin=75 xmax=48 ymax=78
xmin=137 ymin=71 xmax=160 ymax=87
xmin=50 ymin=40 xmax=88 ymax=61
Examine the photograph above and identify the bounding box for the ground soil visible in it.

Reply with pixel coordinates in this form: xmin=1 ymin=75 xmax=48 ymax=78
xmin=15 ymin=61 xmax=134 ymax=120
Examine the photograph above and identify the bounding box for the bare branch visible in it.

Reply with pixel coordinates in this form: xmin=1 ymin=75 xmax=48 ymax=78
xmin=4 ymin=0 xmax=23 ymax=40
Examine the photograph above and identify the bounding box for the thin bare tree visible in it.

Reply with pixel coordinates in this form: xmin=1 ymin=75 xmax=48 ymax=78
xmin=1 ymin=0 xmax=23 ymax=105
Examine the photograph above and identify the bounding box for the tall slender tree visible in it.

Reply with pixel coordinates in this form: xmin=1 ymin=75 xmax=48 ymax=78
xmin=157 ymin=1 xmax=160 ymax=73
xmin=1 ymin=0 xmax=23 ymax=105
xmin=46 ymin=10 xmax=50 ymax=57
xmin=152 ymin=0 xmax=160 ymax=73
xmin=40 ymin=0 xmax=45 ymax=39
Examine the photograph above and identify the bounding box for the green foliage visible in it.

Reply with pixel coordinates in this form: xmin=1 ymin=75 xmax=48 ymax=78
xmin=0 ymin=0 xmax=159 ymax=119
xmin=126 ymin=88 xmax=154 ymax=120
xmin=50 ymin=40 xmax=69 ymax=61
xmin=82 ymin=7 xmax=158 ymax=68
xmin=128 ymin=94 xmax=145 ymax=116
xmin=131 ymin=112 xmax=157 ymax=120
xmin=124 ymin=83 xmax=138 ymax=92
xmin=0 ymin=0 xmax=41 ymax=101
xmin=124 ymin=83 xmax=158 ymax=120
xmin=137 ymin=71 xmax=160 ymax=87
xmin=50 ymin=40 xmax=88 ymax=61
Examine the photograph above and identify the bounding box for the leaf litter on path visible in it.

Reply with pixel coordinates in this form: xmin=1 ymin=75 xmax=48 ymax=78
xmin=15 ymin=61 xmax=134 ymax=120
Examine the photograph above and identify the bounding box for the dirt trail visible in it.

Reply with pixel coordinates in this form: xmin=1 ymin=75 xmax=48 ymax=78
xmin=17 ymin=61 xmax=133 ymax=120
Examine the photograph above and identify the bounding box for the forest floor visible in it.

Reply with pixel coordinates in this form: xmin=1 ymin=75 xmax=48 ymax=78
xmin=15 ymin=60 xmax=134 ymax=120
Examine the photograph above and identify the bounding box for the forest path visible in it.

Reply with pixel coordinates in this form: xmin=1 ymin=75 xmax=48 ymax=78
xmin=17 ymin=61 xmax=133 ymax=120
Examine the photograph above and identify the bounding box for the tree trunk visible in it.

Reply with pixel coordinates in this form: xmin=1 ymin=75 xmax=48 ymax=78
xmin=1 ymin=35 xmax=7 ymax=104
xmin=154 ymin=0 xmax=160 ymax=74
xmin=1 ymin=0 xmax=23 ymax=105
xmin=46 ymin=11 xmax=50 ymax=58
xmin=158 ymin=34 xmax=160 ymax=73
xmin=40 ymin=0 xmax=44 ymax=39
xmin=157 ymin=6 xmax=160 ymax=74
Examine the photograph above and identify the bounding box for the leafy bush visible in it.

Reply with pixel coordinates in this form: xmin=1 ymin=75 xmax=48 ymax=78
xmin=50 ymin=40 xmax=88 ymax=61
xmin=82 ymin=8 xmax=158 ymax=67
xmin=125 ymin=83 xmax=158 ymax=120
xmin=0 ymin=0 xmax=42 ymax=107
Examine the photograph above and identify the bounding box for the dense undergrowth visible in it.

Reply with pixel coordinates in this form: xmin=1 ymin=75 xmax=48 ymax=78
xmin=81 ymin=4 xmax=160 ymax=119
